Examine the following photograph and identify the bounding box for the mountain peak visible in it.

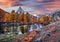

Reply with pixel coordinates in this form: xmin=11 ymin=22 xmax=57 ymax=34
xmin=17 ymin=6 xmax=24 ymax=14
xmin=2 ymin=6 xmax=24 ymax=14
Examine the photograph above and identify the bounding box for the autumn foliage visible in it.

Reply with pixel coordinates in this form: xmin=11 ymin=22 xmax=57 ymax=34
xmin=0 ymin=9 xmax=52 ymax=25
xmin=41 ymin=16 xmax=52 ymax=26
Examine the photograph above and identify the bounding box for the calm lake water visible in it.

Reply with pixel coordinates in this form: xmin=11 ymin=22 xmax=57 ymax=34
xmin=3 ymin=23 xmax=44 ymax=34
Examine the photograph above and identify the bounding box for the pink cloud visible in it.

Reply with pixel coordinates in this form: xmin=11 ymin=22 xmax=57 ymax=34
xmin=0 ymin=0 xmax=19 ymax=8
xmin=44 ymin=1 xmax=60 ymax=12
xmin=0 ymin=0 xmax=60 ymax=15
xmin=37 ymin=0 xmax=44 ymax=2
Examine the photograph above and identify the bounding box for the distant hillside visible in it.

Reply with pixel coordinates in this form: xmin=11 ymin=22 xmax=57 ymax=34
xmin=0 ymin=8 xmax=9 ymax=22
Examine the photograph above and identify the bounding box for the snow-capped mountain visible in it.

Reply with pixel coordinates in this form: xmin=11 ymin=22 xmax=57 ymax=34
xmin=2 ymin=6 xmax=39 ymax=18
xmin=2 ymin=6 xmax=24 ymax=14
xmin=17 ymin=6 xmax=24 ymax=14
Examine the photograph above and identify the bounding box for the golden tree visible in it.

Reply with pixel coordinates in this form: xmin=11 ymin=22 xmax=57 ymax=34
xmin=19 ymin=12 xmax=24 ymax=24
xmin=14 ymin=12 xmax=18 ymax=23
xmin=49 ymin=17 xmax=52 ymax=22
xmin=4 ymin=13 xmax=11 ymax=22
xmin=37 ymin=18 xmax=41 ymax=24
xmin=10 ymin=14 xmax=14 ymax=23
xmin=41 ymin=16 xmax=50 ymax=26
xmin=26 ymin=12 xmax=31 ymax=24
xmin=30 ymin=18 xmax=33 ymax=24
xmin=24 ymin=14 xmax=27 ymax=24
xmin=19 ymin=12 xmax=31 ymax=24
xmin=10 ymin=10 xmax=15 ymax=23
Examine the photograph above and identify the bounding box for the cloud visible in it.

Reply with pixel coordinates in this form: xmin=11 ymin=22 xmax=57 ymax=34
xmin=0 ymin=0 xmax=20 ymax=8
xmin=0 ymin=0 xmax=60 ymax=15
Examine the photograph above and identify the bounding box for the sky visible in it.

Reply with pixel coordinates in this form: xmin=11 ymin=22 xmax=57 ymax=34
xmin=0 ymin=0 xmax=60 ymax=15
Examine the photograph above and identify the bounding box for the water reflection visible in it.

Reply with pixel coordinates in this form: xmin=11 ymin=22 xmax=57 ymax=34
xmin=29 ymin=24 xmax=43 ymax=32
xmin=0 ymin=22 xmax=44 ymax=35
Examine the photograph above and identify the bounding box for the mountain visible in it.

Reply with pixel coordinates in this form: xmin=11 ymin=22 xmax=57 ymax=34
xmin=2 ymin=6 xmax=40 ymax=21
xmin=0 ymin=8 xmax=9 ymax=22
xmin=3 ymin=6 xmax=24 ymax=15
xmin=17 ymin=6 xmax=24 ymax=14
xmin=37 ymin=15 xmax=43 ymax=18
xmin=0 ymin=8 xmax=7 ymax=14
xmin=0 ymin=8 xmax=9 ymax=16
xmin=2 ymin=6 xmax=39 ymax=17
xmin=52 ymin=10 xmax=60 ymax=22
